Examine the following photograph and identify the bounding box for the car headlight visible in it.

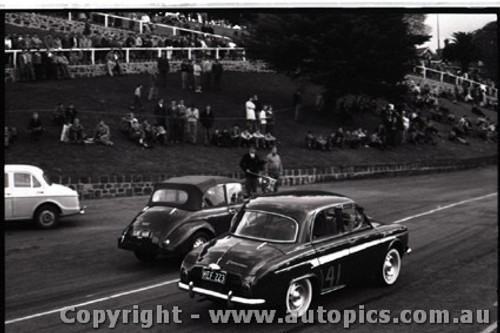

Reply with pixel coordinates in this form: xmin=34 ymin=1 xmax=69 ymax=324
xmin=163 ymin=239 xmax=170 ymax=245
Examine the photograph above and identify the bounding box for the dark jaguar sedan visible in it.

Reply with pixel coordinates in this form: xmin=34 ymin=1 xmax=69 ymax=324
xmin=179 ymin=190 xmax=411 ymax=317
xmin=118 ymin=175 xmax=245 ymax=262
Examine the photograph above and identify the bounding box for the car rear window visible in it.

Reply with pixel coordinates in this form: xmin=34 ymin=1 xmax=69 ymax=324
xmin=233 ymin=210 xmax=298 ymax=243
xmin=151 ymin=189 xmax=188 ymax=204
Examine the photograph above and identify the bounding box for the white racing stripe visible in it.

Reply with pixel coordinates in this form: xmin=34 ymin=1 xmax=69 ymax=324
xmin=5 ymin=279 xmax=179 ymax=325
xmin=393 ymin=193 xmax=497 ymax=224
xmin=5 ymin=193 xmax=497 ymax=325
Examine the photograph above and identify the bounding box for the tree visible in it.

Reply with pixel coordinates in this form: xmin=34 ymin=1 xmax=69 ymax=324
xmin=475 ymin=21 xmax=497 ymax=83
xmin=442 ymin=31 xmax=480 ymax=73
xmin=244 ymin=12 xmax=430 ymax=112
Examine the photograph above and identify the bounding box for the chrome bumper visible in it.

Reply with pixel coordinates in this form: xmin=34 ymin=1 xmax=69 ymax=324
xmin=178 ymin=281 xmax=265 ymax=306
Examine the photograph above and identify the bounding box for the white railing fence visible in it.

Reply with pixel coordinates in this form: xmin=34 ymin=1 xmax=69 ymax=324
xmin=412 ymin=65 xmax=498 ymax=100
xmin=5 ymin=47 xmax=246 ymax=68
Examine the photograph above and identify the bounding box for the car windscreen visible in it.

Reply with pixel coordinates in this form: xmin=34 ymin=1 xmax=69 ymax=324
xmin=232 ymin=210 xmax=298 ymax=243
xmin=151 ymin=189 xmax=189 ymax=205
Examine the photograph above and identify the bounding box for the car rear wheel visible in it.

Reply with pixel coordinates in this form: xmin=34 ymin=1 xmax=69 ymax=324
xmin=285 ymin=278 xmax=313 ymax=318
xmin=134 ymin=251 xmax=157 ymax=263
xmin=380 ymin=248 xmax=402 ymax=286
xmin=189 ymin=231 xmax=210 ymax=250
xmin=34 ymin=205 xmax=60 ymax=229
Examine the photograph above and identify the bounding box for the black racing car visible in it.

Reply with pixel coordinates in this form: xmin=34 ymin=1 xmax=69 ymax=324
xmin=118 ymin=175 xmax=245 ymax=262
xmin=179 ymin=190 xmax=411 ymax=317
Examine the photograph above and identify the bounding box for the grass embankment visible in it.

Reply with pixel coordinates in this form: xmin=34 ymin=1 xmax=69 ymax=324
xmin=5 ymin=71 xmax=497 ymax=179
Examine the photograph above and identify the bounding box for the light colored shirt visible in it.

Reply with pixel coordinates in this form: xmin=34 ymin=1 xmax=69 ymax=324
xmin=245 ymin=100 xmax=256 ymax=120
xmin=266 ymin=153 xmax=282 ymax=172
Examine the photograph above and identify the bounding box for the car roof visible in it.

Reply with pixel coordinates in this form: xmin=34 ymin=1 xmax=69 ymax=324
xmin=157 ymin=175 xmax=240 ymax=192
xmin=245 ymin=190 xmax=354 ymax=222
xmin=4 ymin=164 xmax=44 ymax=174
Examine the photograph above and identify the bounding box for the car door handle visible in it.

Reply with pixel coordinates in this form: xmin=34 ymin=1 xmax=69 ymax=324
xmin=36 ymin=191 xmax=44 ymax=194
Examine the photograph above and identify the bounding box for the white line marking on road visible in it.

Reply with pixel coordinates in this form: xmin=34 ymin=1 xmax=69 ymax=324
xmin=5 ymin=193 xmax=498 ymax=325
xmin=478 ymin=321 xmax=497 ymax=333
xmin=393 ymin=193 xmax=497 ymax=224
xmin=5 ymin=278 xmax=179 ymax=325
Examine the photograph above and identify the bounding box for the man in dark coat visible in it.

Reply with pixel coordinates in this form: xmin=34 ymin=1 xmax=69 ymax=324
xmin=199 ymin=105 xmax=215 ymax=144
xmin=157 ymin=53 xmax=170 ymax=87
xmin=239 ymin=146 xmax=265 ymax=197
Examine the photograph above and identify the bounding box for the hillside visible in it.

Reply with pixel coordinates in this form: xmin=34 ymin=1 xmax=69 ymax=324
xmin=4 ymin=71 xmax=497 ymax=179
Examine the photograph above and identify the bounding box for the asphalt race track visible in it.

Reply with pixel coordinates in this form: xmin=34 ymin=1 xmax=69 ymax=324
xmin=4 ymin=166 xmax=498 ymax=333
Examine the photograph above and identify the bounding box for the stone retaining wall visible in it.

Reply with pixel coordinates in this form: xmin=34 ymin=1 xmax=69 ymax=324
xmin=55 ymin=156 xmax=496 ymax=200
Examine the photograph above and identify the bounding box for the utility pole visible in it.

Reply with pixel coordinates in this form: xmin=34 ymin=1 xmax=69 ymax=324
xmin=436 ymin=14 xmax=441 ymax=52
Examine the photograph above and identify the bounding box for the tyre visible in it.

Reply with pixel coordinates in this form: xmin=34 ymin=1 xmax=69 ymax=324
xmin=285 ymin=278 xmax=313 ymax=318
xmin=189 ymin=231 xmax=210 ymax=250
xmin=34 ymin=205 xmax=60 ymax=229
xmin=379 ymin=248 xmax=402 ymax=286
xmin=134 ymin=251 xmax=157 ymax=263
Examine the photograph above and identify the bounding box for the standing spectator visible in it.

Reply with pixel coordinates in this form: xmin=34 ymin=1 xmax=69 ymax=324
xmin=212 ymin=58 xmax=223 ymax=91
xmin=180 ymin=58 xmax=190 ymax=90
xmin=65 ymin=103 xmax=78 ymax=124
xmin=32 ymin=49 xmax=44 ymax=80
xmin=166 ymin=100 xmax=178 ymax=143
xmin=245 ymin=96 xmax=256 ymax=131
xmin=69 ymin=118 xmax=86 ymax=144
xmin=265 ymin=146 xmax=283 ymax=192
xmin=94 ymin=119 xmax=114 ymax=146
xmin=258 ymin=105 xmax=268 ymax=134
xmin=177 ymin=100 xmax=187 ymax=142
xmin=56 ymin=52 xmax=72 ymax=79
xmin=185 ymin=104 xmax=199 ymax=144
xmin=5 ymin=126 xmax=17 ymax=148
xmin=239 ymin=146 xmax=265 ymax=198
xmin=192 ymin=59 xmax=203 ymax=93
xmin=266 ymin=105 xmax=275 ymax=135
xmin=153 ymin=98 xmax=167 ymax=129
xmin=202 ymin=57 xmax=213 ymax=91
xmin=293 ymin=89 xmax=303 ymax=122
xmin=18 ymin=49 xmax=34 ymax=82
xmin=147 ymin=71 xmax=159 ymax=101
xmin=53 ymin=102 xmax=66 ymax=126
xmin=230 ymin=124 xmax=241 ymax=147
xmin=200 ymin=105 xmax=215 ymax=145
xmin=132 ymin=84 xmax=144 ymax=111
xmin=157 ymin=52 xmax=170 ymax=87
xmin=28 ymin=112 xmax=44 ymax=140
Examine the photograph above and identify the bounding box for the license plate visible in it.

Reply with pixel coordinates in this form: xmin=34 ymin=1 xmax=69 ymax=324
xmin=133 ymin=230 xmax=151 ymax=238
xmin=201 ymin=269 xmax=227 ymax=284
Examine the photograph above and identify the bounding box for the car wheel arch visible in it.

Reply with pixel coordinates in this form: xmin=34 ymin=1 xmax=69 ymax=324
xmin=33 ymin=201 xmax=62 ymax=218
xmin=387 ymin=239 xmax=405 ymax=257
xmin=33 ymin=202 xmax=61 ymax=228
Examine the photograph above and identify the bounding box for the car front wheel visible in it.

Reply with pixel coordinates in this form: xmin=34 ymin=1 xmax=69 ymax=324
xmin=189 ymin=231 xmax=210 ymax=250
xmin=34 ymin=205 xmax=60 ymax=229
xmin=380 ymin=248 xmax=402 ymax=286
xmin=285 ymin=278 xmax=313 ymax=318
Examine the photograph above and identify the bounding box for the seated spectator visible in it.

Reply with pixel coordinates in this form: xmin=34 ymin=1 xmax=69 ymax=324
xmin=315 ymin=134 xmax=328 ymax=151
xmin=448 ymin=129 xmax=469 ymax=145
xmin=127 ymin=119 xmax=150 ymax=148
xmin=305 ymin=131 xmax=316 ymax=150
xmin=423 ymin=120 xmax=439 ymax=145
xmin=252 ymin=129 xmax=265 ymax=149
xmin=229 ymin=124 xmax=241 ymax=147
xmin=120 ymin=112 xmax=138 ymax=134
xmin=348 ymin=129 xmax=362 ymax=149
xmin=240 ymin=128 xmax=253 ymax=147
xmin=332 ymin=127 xmax=345 ymax=149
xmin=357 ymin=128 xmax=369 ymax=147
xmin=28 ymin=112 xmax=44 ymax=140
xmin=4 ymin=126 xmax=17 ymax=148
xmin=94 ymin=119 xmax=114 ymax=146
xmin=55 ymin=52 xmax=72 ymax=79
xmin=69 ymin=118 xmax=87 ymax=144
xmin=369 ymin=131 xmax=384 ymax=149
xmin=263 ymin=132 xmax=276 ymax=149
xmin=457 ymin=115 xmax=472 ymax=136
xmin=142 ymin=119 xmax=167 ymax=146
xmin=211 ymin=128 xmax=224 ymax=147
